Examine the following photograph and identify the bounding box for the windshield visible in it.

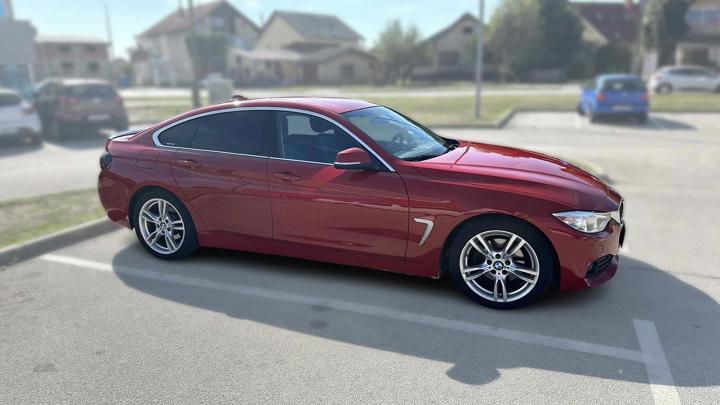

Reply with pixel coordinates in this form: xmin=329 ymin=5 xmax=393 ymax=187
xmin=342 ymin=106 xmax=455 ymax=161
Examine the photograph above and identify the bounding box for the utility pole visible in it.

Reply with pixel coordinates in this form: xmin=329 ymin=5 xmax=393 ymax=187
xmin=188 ymin=0 xmax=201 ymax=108
xmin=475 ymin=0 xmax=485 ymax=119
xmin=103 ymin=2 xmax=115 ymax=86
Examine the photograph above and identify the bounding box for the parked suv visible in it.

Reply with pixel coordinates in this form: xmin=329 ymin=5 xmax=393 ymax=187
xmin=649 ymin=65 xmax=720 ymax=94
xmin=0 ymin=88 xmax=41 ymax=144
xmin=33 ymin=79 xmax=129 ymax=139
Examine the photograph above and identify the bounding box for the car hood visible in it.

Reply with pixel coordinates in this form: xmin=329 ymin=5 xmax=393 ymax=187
xmin=411 ymin=142 xmax=610 ymax=209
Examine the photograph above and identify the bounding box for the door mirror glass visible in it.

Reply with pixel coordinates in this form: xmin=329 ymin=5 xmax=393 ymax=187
xmin=334 ymin=147 xmax=373 ymax=170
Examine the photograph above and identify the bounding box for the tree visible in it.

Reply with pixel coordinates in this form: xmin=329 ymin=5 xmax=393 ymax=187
xmin=372 ymin=20 xmax=429 ymax=85
xmin=538 ymin=0 xmax=583 ymax=70
xmin=487 ymin=0 xmax=544 ymax=81
xmin=642 ymin=0 xmax=695 ymax=65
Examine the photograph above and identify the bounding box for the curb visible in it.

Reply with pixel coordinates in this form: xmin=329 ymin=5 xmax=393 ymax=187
xmin=0 ymin=218 xmax=118 ymax=267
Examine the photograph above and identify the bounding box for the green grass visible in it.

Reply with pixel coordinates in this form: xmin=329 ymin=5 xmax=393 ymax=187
xmin=0 ymin=189 xmax=105 ymax=249
xmin=125 ymin=92 xmax=720 ymax=127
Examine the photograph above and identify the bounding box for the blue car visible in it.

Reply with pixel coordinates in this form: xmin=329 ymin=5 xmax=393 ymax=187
xmin=578 ymin=74 xmax=650 ymax=123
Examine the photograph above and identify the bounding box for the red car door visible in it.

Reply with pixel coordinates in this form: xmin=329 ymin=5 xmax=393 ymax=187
xmin=168 ymin=110 xmax=275 ymax=238
xmin=268 ymin=111 xmax=409 ymax=259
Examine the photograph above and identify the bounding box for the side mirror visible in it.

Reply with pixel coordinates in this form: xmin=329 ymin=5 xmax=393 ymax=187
xmin=334 ymin=147 xmax=374 ymax=170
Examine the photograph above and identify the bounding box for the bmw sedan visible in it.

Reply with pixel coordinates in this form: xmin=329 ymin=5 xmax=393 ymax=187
xmin=98 ymin=97 xmax=625 ymax=309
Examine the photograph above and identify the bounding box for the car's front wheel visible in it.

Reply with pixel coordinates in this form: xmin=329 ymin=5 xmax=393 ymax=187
xmin=133 ymin=190 xmax=198 ymax=260
xmin=448 ymin=217 xmax=555 ymax=309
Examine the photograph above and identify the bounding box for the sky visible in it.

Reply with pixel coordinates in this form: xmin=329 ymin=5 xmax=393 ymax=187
xmin=13 ymin=0 xmax=502 ymax=59
xmin=13 ymin=0 xmax=619 ymax=59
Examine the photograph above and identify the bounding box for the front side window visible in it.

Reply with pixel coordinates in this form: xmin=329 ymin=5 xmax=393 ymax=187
xmin=342 ymin=106 xmax=455 ymax=161
xmin=190 ymin=111 xmax=271 ymax=155
xmin=277 ymin=112 xmax=359 ymax=164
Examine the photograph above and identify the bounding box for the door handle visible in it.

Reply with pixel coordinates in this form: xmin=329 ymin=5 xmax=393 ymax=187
xmin=272 ymin=171 xmax=302 ymax=182
xmin=176 ymin=158 xmax=200 ymax=168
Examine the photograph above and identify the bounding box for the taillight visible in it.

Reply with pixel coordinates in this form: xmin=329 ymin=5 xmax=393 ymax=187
xmin=596 ymin=92 xmax=606 ymax=102
xmin=100 ymin=151 xmax=113 ymax=170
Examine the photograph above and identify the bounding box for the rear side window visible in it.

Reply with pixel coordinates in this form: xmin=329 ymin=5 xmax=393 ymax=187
xmin=0 ymin=93 xmax=22 ymax=107
xmin=158 ymin=120 xmax=198 ymax=147
xmin=601 ymin=79 xmax=646 ymax=92
xmin=190 ymin=111 xmax=271 ymax=155
xmin=63 ymin=84 xmax=117 ymax=98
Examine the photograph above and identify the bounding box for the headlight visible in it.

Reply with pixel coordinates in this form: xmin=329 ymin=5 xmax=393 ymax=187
xmin=552 ymin=211 xmax=612 ymax=233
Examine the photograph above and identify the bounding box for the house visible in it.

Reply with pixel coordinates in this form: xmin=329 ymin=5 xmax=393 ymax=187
xmin=133 ymin=0 xmax=259 ymax=86
xmin=232 ymin=11 xmax=376 ymax=85
xmin=675 ymin=0 xmax=720 ymax=68
xmin=412 ymin=13 xmax=479 ymax=80
xmin=573 ymin=0 xmax=641 ymax=45
xmin=0 ymin=15 xmax=36 ymax=97
xmin=34 ymin=35 xmax=110 ymax=81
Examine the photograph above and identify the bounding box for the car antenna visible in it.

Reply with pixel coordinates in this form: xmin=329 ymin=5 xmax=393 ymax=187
xmin=231 ymin=94 xmax=248 ymax=101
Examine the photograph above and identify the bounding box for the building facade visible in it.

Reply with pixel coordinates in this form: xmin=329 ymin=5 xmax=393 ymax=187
xmin=133 ymin=0 xmax=259 ymax=87
xmin=0 ymin=0 xmax=36 ymax=98
xmin=233 ymin=11 xmax=375 ymax=85
xmin=676 ymin=0 xmax=720 ymax=68
xmin=34 ymin=35 xmax=110 ymax=81
xmin=412 ymin=13 xmax=479 ymax=80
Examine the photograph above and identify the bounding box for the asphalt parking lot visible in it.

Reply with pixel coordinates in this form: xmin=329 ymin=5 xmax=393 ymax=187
xmin=1 ymin=112 xmax=719 ymax=403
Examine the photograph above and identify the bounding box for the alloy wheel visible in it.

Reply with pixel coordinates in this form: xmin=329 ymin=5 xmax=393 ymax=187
xmin=459 ymin=230 xmax=540 ymax=303
xmin=138 ymin=198 xmax=185 ymax=255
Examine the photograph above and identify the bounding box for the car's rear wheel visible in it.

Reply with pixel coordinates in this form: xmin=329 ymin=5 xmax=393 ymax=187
xmin=637 ymin=113 xmax=649 ymax=124
xmin=133 ymin=190 xmax=198 ymax=260
xmin=47 ymin=119 xmax=65 ymax=140
xmin=448 ymin=217 xmax=555 ymax=309
xmin=576 ymin=103 xmax=585 ymax=116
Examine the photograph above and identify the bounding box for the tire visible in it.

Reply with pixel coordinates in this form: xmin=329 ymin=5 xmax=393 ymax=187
xmin=576 ymin=103 xmax=585 ymax=116
xmin=589 ymin=112 xmax=599 ymax=123
xmin=132 ymin=189 xmax=198 ymax=260
xmin=447 ymin=217 xmax=556 ymax=309
xmin=637 ymin=113 xmax=649 ymax=124
xmin=656 ymin=84 xmax=672 ymax=94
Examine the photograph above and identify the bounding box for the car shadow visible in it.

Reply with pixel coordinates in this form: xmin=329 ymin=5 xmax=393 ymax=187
xmin=592 ymin=115 xmax=696 ymax=131
xmin=0 ymin=137 xmax=42 ymax=158
xmin=111 ymin=245 xmax=720 ymax=388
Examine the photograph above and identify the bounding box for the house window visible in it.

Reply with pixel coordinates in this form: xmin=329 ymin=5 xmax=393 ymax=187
xmin=87 ymin=61 xmax=100 ymax=73
xmin=61 ymin=61 xmax=74 ymax=74
xmin=438 ymin=51 xmax=460 ymax=66
xmin=58 ymin=45 xmax=71 ymax=53
xmin=85 ymin=45 xmax=97 ymax=53
xmin=463 ymin=26 xmax=473 ymax=35
xmin=340 ymin=64 xmax=355 ymax=80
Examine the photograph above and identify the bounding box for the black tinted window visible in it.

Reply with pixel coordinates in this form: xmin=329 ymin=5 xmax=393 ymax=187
xmin=0 ymin=93 xmax=22 ymax=107
xmin=601 ymin=79 xmax=646 ymax=92
xmin=158 ymin=120 xmax=198 ymax=147
xmin=190 ymin=111 xmax=270 ymax=155
xmin=278 ymin=112 xmax=358 ymax=164
xmin=63 ymin=84 xmax=117 ymax=98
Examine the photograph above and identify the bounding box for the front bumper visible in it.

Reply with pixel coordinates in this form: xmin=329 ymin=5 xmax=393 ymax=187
xmin=546 ymin=220 xmax=624 ymax=291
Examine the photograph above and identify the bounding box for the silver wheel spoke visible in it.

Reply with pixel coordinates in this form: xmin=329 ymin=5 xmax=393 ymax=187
xmin=141 ymin=210 xmax=159 ymax=224
xmin=499 ymin=278 xmax=508 ymax=302
xmin=509 ymin=270 xmax=536 ymax=284
xmin=462 ymin=265 xmax=493 ymax=281
xmin=146 ymin=229 xmax=161 ymax=246
xmin=504 ymin=235 xmax=525 ymax=257
xmin=157 ymin=200 xmax=167 ymax=218
xmin=512 ymin=265 xmax=538 ymax=277
xmin=470 ymin=236 xmax=493 ymax=257
xmin=166 ymin=233 xmax=177 ymax=251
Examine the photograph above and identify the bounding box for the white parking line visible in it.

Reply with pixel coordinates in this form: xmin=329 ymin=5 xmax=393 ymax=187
xmin=39 ymin=253 xmax=679 ymax=404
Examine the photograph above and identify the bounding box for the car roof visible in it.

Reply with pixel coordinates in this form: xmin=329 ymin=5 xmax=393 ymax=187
xmin=597 ymin=74 xmax=643 ymax=81
xmin=213 ymin=97 xmax=378 ymax=115
xmin=46 ymin=78 xmax=112 ymax=87
xmin=0 ymin=88 xmax=20 ymax=96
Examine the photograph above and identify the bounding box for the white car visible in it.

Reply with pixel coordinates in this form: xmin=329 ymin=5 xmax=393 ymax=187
xmin=0 ymin=88 xmax=41 ymax=143
xmin=649 ymin=65 xmax=720 ymax=94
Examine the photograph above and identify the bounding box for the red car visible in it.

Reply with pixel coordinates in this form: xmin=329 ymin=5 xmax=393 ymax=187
xmin=98 ymin=97 xmax=624 ymax=309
